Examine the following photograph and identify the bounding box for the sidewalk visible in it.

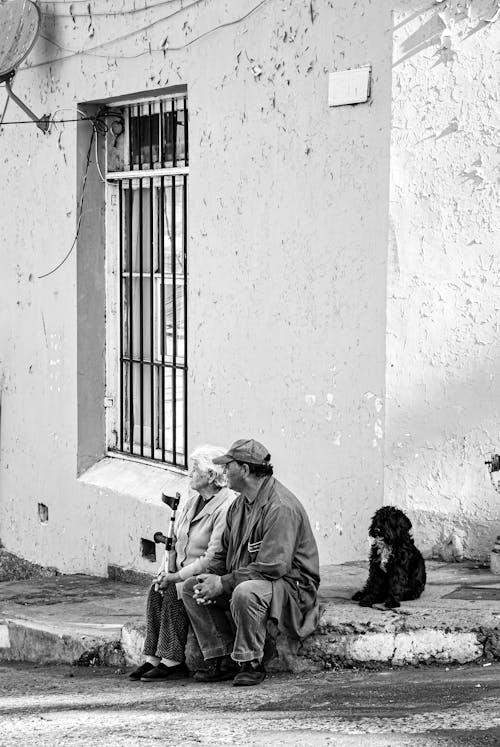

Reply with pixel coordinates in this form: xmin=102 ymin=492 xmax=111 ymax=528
xmin=0 ymin=561 xmax=499 ymax=671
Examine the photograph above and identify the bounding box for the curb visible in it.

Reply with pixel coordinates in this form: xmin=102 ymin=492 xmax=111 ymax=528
xmin=120 ymin=622 xmax=500 ymax=672
xmin=0 ymin=618 xmax=124 ymax=666
xmin=0 ymin=617 xmax=498 ymax=670
xmin=301 ymin=630 xmax=485 ymax=668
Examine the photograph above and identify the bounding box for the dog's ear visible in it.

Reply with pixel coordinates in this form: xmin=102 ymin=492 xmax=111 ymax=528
xmin=399 ymin=511 xmax=412 ymax=533
xmin=388 ymin=508 xmax=413 ymax=542
xmin=384 ymin=511 xmax=398 ymax=542
xmin=381 ymin=507 xmax=404 ymax=542
xmin=368 ymin=513 xmax=377 ymax=535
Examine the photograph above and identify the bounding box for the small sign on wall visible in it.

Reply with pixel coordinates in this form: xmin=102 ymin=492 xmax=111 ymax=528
xmin=328 ymin=66 xmax=371 ymax=107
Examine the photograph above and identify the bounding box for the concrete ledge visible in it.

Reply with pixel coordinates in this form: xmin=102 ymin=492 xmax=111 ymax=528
xmin=78 ymin=456 xmax=189 ymax=506
xmin=1 ymin=610 xmax=496 ymax=671
xmin=301 ymin=629 xmax=485 ymax=668
xmin=0 ymin=548 xmax=58 ymax=582
xmin=1 ymin=561 xmax=499 ymax=671
xmin=107 ymin=565 xmax=151 ymax=587
xmin=121 ymin=622 xmax=147 ymax=666
xmin=0 ymin=618 xmax=123 ymax=665
xmin=120 ymin=615 xmax=496 ymax=673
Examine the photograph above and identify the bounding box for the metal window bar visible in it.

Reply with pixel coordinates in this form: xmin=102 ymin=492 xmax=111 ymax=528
xmin=183 ymin=173 xmax=188 ymax=460
xmin=172 ymin=99 xmax=177 ymax=168
xmin=160 ymin=175 xmax=166 ymax=462
xmin=184 ymin=97 xmax=189 ymax=167
xmin=138 ymin=172 xmax=144 ymax=457
xmin=127 ymin=105 xmax=134 ymax=455
xmin=149 ymin=106 xmax=155 ymax=460
xmin=118 ymin=181 xmax=124 ymax=453
xmin=108 ymin=94 xmax=188 ymax=468
xmin=171 ymin=174 xmax=177 ymax=461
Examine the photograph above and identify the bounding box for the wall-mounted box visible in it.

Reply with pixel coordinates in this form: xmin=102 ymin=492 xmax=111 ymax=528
xmin=328 ymin=66 xmax=371 ymax=107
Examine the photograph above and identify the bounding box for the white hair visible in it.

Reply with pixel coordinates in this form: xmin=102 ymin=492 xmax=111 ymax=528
xmin=189 ymin=444 xmax=228 ymax=488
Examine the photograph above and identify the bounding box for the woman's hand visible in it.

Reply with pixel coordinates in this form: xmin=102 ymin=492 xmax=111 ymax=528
xmin=193 ymin=573 xmax=223 ymax=604
xmin=157 ymin=571 xmax=181 ymax=589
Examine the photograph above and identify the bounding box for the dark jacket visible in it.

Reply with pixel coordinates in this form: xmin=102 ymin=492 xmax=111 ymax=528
xmin=208 ymin=476 xmax=320 ymax=639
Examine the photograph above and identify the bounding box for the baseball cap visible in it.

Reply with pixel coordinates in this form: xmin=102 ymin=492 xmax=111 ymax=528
xmin=212 ymin=438 xmax=271 ymax=466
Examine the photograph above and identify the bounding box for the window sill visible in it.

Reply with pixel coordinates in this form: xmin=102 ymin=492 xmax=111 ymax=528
xmin=78 ymin=456 xmax=190 ymax=505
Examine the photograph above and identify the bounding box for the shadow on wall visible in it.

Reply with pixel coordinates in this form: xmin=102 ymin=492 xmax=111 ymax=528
xmin=392 ymin=0 xmax=500 ymax=68
xmin=394 ymin=12 xmax=445 ymax=66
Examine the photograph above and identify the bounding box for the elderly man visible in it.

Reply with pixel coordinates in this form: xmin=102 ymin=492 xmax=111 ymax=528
xmin=182 ymin=438 xmax=320 ymax=687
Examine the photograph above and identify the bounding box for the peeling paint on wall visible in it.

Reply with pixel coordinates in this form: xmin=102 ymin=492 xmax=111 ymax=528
xmin=1 ymin=0 xmax=392 ymax=572
xmin=386 ymin=1 xmax=500 ymax=559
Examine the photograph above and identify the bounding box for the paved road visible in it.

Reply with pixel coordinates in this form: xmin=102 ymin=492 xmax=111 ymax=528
xmin=0 ymin=661 xmax=499 ymax=745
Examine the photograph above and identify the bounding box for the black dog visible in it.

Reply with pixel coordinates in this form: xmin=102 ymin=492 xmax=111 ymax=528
xmin=352 ymin=506 xmax=426 ymax=608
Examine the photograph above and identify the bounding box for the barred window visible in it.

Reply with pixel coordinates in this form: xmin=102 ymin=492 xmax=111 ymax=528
xmin=105 ymin=93 xmax=188 ymax=468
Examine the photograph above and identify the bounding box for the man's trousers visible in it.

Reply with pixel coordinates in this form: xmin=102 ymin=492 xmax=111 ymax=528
xmin=181 ymin=577 xmax=273 ymax=662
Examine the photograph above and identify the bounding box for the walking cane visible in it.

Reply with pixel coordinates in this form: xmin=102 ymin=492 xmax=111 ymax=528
xmin=153 ymin=491 xmax=181 ymax=592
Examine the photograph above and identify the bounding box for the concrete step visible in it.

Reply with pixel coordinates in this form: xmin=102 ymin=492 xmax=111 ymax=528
xmin=0 ymin=561 xmax=499 ymax=670
xmin=0 ymin=617 xmax=124 ymax=666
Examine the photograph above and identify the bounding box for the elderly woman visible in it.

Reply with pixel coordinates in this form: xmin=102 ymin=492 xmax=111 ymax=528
xmin=129 ymin=445 xmax=235 ymax=682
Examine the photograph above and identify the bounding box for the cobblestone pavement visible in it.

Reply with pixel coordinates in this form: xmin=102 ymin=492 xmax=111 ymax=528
xmin=0 ymin=662 xmax=499 ymax=746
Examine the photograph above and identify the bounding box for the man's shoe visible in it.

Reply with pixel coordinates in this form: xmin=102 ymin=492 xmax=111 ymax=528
xmin=193 ymin=656 xmax=238 ymax=683
xmin=232 ymin=660 xmax=266 ymax=687
xmin=129 ymin=662 xmax=155 ymax=681
xmin=140 ymin=662 xmax=189 ymax=681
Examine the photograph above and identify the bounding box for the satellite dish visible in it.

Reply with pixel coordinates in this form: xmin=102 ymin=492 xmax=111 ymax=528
xmin=0 ymin=0 xmax=50 ymax=132
xmin=0 ymin=0 xmax=41 ymax=81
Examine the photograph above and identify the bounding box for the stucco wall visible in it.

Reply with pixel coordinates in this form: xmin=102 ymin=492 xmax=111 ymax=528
xmin=0 ymin=0 xmax=391 ymax=573
xmin=386 ymin=0 xmax=500 ymax=558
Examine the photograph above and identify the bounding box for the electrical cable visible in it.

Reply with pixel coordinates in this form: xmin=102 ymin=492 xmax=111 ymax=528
xmin=94 ymin=130 xmax=106 ymax=183
xmin=49 ymin=106 xmax=87 ymax=133
xmin=20 ymin=0 xmax=270 ymax=69
xmin=51 ymin=106 xmax=88 ymax=120
xmin=37 ymin=126 xmax=96 ymax=279
xmin=42 ymin=0 xmax=188 ymax=17
xmin=38 ymin=0 xmax=205 ymax=57
xmin=43 ymin=0 xmax=173 ymax=3
xmin=0 ymin=116 xmax=89 ymax=124
xmin=166 ymin=0 xmax=269 ymax=51
xmin=0 ymin=94 xmax=9 ymax=128
xmin=35 ymin=109 xmax=118 ymax=278
xmin=0 ymin=110 xmax=120 ymax=126
xmin=12 ymin=0 xmax=270 ymax=275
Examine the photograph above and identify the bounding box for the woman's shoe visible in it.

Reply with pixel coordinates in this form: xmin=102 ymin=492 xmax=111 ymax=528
xmin=141 ymin=662 xmax=189 ymax=681
xmin=129 ymin=662 xmax=155 ymax=681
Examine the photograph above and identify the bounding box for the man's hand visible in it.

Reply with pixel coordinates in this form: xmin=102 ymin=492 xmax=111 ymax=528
xmin=193 ymin=573 xmax=223 ymax=605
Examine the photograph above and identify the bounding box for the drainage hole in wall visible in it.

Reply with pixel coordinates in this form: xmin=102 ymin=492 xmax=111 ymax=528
xmin=141 ymin=538 xmax=156 ymax=562
xmin=38 ymin=503 xmax=49 ymax=523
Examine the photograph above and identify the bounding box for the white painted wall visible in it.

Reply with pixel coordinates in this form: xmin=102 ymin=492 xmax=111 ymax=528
xmin=0 ymin=0 xmax=391 ymax=573
xmin=386 ymin=1 xmax=500 ymax=558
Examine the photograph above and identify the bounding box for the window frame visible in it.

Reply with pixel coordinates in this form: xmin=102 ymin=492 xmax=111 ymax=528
xmin=104 ymin=91 xmax=189 ymax=469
